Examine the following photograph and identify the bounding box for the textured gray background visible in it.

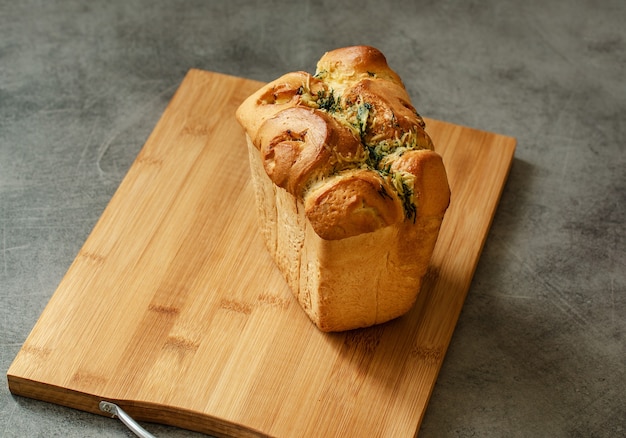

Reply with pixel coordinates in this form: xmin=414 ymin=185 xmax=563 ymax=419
xmin=1 ymin=1 xmax=625 ymax=437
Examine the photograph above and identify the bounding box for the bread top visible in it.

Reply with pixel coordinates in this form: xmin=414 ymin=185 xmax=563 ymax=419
xmin=236 ymin=45 xmax=450 ymax=240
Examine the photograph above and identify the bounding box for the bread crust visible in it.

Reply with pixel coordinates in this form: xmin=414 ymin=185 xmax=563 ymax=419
xmin=236 ymin=46 xmax=450 ymax=331
xmin=256 ymin=107 xmax=363 ymax=197
xmin=304 ymin=169 xmax=403 ymax=240
xmin=315 ymin=45 xmax=404 ymax=91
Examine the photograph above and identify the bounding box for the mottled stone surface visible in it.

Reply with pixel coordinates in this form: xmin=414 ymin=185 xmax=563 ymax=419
xmin=1 ymin=1 xmax=624 ymax=437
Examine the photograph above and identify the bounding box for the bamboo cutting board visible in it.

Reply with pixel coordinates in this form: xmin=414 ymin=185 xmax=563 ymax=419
xmin=7 ymin=69 xmax=516 ymax=437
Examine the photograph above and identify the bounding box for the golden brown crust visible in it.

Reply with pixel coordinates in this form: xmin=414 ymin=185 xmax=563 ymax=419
xmin=256 ymin=107 xmax=363 ymax=196
xmin=315 ymin=46 xmax=404 ymax=88
xmin=342 ymin=78 xmax=433 ymax=149
xmin=235 ymin=71 xmax=327 ymax=142
xmin=304 ymin=169 xmax=403 ymax=240
xmin=390 ymin=149 xmax=451 ymax=218
xmin=236 ymin=45 xmax=449 ymax=239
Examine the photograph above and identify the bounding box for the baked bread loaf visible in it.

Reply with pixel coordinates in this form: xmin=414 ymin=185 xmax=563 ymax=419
xmin=236 ymin=46 xmax=450 ymax=331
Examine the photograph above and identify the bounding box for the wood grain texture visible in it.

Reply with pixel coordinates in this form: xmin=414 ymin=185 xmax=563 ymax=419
xmin=7 ymin=69 xmax=516 ymax=437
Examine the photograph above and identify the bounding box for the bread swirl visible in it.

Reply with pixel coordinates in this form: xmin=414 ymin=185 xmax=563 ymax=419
xmin=236 ymin=46 xmax=450 ymax=331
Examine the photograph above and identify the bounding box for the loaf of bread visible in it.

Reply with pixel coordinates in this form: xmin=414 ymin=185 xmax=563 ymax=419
xmin=236 ymin=46 xmax=450 ymax=332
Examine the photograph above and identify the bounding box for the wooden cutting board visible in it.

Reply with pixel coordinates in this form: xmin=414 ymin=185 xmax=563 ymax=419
xmin=7 ymin=69 xmax=516 ymax=437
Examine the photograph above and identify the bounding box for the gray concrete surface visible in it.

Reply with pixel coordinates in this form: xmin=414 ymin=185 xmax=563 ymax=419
xmin=1 ymin=1 xmax=624 ymax=437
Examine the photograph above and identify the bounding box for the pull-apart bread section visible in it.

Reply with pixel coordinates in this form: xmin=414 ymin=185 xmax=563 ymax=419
xmin=236 ymin=46 xmax=450 ymax=332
